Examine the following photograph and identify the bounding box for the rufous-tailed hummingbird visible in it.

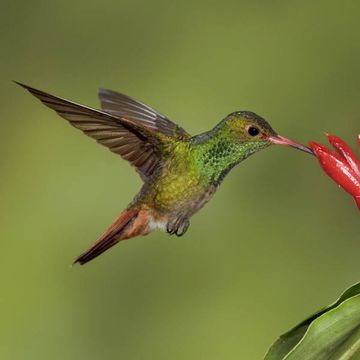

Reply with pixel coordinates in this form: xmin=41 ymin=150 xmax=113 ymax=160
xmin=17 ymin=82 xmax=312 ymax=265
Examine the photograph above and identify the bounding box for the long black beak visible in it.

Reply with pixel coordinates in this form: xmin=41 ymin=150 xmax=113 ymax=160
xmin=269 ymin=135 xmax=314 ymax=155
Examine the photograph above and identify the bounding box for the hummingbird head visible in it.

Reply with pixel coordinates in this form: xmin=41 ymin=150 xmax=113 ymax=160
xmin=226 ymin=111 xmax=312 ymax=155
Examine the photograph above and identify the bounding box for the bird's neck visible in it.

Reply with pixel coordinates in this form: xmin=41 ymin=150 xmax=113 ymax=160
xmin=190 ymin=123 xmax=266 ymax=186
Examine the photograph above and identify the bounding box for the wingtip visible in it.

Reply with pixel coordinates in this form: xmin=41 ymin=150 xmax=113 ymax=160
xmin=13 ymin=80 xmax=24 ymax=86
xmin=72 ymin=258 xmax=83 ymax=266
xmin=73 ymin=254 xmax=86 ymax=266
xmin=13 ymin=81 xmax=32 ymax=90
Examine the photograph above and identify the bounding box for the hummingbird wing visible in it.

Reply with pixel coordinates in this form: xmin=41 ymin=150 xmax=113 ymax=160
xmin=16 ymin=82 xmax=171 ymax=181
xmin=98 ymin=88 xmax=190 ymax=140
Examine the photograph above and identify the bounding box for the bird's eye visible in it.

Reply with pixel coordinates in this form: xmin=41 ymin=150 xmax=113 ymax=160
xmin=247 ymin=126 xmax=260 ymax=136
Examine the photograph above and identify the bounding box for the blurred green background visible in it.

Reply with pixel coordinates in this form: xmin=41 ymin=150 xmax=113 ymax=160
xmin=1 ymin=1 xmax=360 ymax=359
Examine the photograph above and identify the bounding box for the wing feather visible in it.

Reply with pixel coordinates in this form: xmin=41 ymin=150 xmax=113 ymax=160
xmin=98 ymin=88 xmax=190 ymax=140
xmin=16 ymin=82 xmax=167 ymax=181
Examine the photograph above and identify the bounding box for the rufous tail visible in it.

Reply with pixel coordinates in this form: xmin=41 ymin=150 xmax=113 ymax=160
xmin=74 ymin=207 xmax=149 ymax=265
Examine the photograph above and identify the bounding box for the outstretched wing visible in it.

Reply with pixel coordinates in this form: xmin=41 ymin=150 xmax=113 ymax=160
xmin=98 ymin=88 xmax=190 ymax=140
xmin=16 ymin=82 xmax=169 ymax=181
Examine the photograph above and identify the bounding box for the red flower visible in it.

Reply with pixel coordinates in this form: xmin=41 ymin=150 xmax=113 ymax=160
xmin=309 ymin=134 xmax=360 ymax=210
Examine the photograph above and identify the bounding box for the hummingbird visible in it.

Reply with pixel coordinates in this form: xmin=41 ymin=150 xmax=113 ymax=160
xmin=16 ymin=82 xmax=312 ymax=265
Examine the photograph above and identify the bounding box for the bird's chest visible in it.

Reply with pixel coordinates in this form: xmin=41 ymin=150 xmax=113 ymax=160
xmin=149 ymin=160 xmax=214 ymax=214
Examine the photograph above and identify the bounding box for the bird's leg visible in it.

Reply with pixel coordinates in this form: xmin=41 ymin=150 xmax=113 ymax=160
xmin=166 ymin=217 xmax=190 ymax=237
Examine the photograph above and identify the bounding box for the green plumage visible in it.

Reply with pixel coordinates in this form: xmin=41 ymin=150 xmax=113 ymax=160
xmin=17 ymin=82 xmax=310 ymax=264
xmin=136 ymin=111 xmax=277 ymax=221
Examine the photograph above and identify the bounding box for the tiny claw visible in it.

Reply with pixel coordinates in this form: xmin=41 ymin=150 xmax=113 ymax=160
xmin=166 ymin=224 xmax=176 ymax=235
xmin=175 ymin=220 xmax=190 ymax=237
xmin=167 ymin=218 xmax=190 ymax=237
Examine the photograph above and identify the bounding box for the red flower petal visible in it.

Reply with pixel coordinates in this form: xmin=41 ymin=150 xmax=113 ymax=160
xmin=354 ymin=196 xmax=360 ymax=210
xmin=309 ymin=141 xmax=360 ymax=198
xmin=327 ymin=133 xmax=360 ymax=177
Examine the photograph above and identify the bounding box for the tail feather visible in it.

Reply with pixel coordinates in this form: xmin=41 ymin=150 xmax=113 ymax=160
xmin=74 ymin=208 xmax=139 ymax=265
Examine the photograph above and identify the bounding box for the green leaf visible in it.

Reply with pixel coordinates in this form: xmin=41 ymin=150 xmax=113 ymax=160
xmin=265 ymin=282 xmax=360 ymax=360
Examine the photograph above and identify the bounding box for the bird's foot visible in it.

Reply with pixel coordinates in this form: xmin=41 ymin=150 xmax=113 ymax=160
xmin=166 ymin=218 xmax=190 ymax=237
